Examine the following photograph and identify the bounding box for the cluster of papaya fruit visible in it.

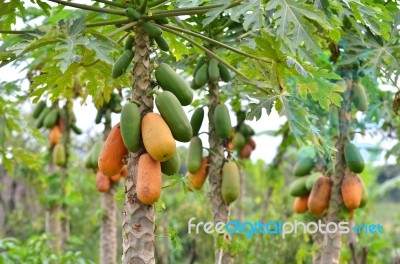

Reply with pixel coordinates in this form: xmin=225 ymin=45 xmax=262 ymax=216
xmin=228 ymin=123 xmax=256 ymax=159
xmin=33 ymin=101 xmax=82 ymax=167
xmin=94 ymin=93 xmax=122 ymax=124
xmin=191 ymin=56 xmax=231 ymax=89
xmin=112 ymin=8 xmax=170 ymax=79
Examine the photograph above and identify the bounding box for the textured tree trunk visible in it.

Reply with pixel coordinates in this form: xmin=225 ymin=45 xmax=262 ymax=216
xmin=321 ymin=79 xmax=352 ymax=263
xmin=122 ymin=26 xmax=155 ymax=264
xmin=312 ymin=217 xmax=327 ymax=264
xmin=207 ymin=80 xmax=233 ymax=264
xmin=100 ymin=118 xmax=117 ymax=264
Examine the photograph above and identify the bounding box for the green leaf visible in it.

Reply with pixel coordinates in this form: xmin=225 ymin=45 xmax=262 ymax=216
xmin=231 ymin=0 xmax=264 ymax=31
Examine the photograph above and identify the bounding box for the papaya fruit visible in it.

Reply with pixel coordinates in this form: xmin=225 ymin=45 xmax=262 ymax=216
xmin=120 ymin=165 xmax=128 ymax=177
xmin=95 ymin=109 xmax=103 ymax=124
xmin=341 ymin=173 xmax=363 ymax=210
xmin=98 ymin=124 xmax=128 ymax=177
xmin=110 ymin=172 xmax=122 ymax=182
xmin=208 ymin=58 xmax=220 ymax=82
xmin=161 ymin=151 xmax=181 ymax=176
xmin=289 ymin=177 xmax=309 ymax=197
xmin=155 ymin=91 xmax=192 ymax=142
xmin=359 ymin=178 xmax=368 ymax=208
xmin=35 ymin=107 xmax=51 ymax=128
xmin=141 ymin=113 xmax=176 ymax=162
xmin=233 ymin=132 xmax=246 ymax=151
xmin=112 ymin=50 xmax=134 ymax=78
xmin=125 ymin=7 xmax=141 ymax=20
xmin=85 ymin=148 xmax=95 ymax=169
xmin=44 ymin=108 xmax=59 ymax=128
xmin=221 ymin=161 xmax=240 ymax=203
xmin=240 ymin=144 xmax=252 ymax=159
xmin=240 ymin=124 xmax=255 ymax=138
xmin=90 ymin=141 xmax=104 ymax=169
xmin=105 ymin=108 xmax=112 ymax=124
xmin=305 ymin=172 xmax=323 ymax=191
xmin=214 ymin=104 xmax=232 ymax=139
xmin=248 ymin=138 xmax=256 ymax=150
xmin=190 ymin=107 xmax=204 ymax=136
xmin=120 ymin=102 xmax=141 ymax=152
xmin=293 ymin=194 xmax=309 ymax=214
xmin=187 ymin=158 xmax=208 ymax=191
xmin=218 ymin=63 xmax=231 ymax=82
xmin=156 ymin=17 xmax=169 ymax=25
xmin=308 ymin=176 xmax=332 ymax=216
xmin=49 ymin=126 xmax=62 ymax=145
xmin=294 ymin=156 xmax=315 ymax=177
xmin=32 ymin=101 xmax=47 ymax=119
xmin=124 ymin=35 xmax=134 ymax=50
xmin=137 ymin=153 xmax=162 ymax=205
xmin=329 ymin=105 xmax=339 ymax=129
xmin=155 ymin=36 xmax=169 ymax=52
xmin=142 ymin=22 xmax=162 ymax=37
xmin=71 ymin=124 xmax=82 ymax=135
xmin=53 ymin=143 xmax=66 ymax=167
xmin=352 ymin=83 xmax=369 ymax=112
xmin=344 ymin=142 xmax=365 ymax=173
xmin=186 ymin=137 xmax=203 ymax=174
xmin=96 ymin=170 xmax=110 ymax=192
xmin=194 ymin=63 xmax=208 ymax=87
xmin=193 ymin=56 xmax=205 ymax=75
xmin=155 ymin=63 xmax=193 ymax=106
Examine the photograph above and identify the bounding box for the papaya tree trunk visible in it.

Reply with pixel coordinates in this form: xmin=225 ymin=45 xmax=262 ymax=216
xmin=122 ymin=26 xmax=156 ymax=264
xmin=321 ymin=79 xmax=352 ymax=263
xmin=207 ymin=80 xmax=233 ymax=264
xmin=100 ymin=119 xmax=117 ymax=264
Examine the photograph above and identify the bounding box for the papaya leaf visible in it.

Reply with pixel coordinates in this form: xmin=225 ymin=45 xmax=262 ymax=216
xmin=231 ymin=0 xmax=264 ymax=31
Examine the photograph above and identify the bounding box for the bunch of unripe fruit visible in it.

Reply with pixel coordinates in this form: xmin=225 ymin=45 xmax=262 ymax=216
xmin=227 ymin=123 xmax=256 ymax=159
xmin=290 ymin=143 xmax=368 ymax=216
xmin=32 ymin=101 xmax=82 ymax=167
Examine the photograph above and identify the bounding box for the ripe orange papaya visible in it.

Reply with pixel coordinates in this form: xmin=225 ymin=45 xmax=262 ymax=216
xmin=141 ymin=113 xmax=176 ymax=162
xmin=110 ymin=173 xmax=122 ymax=182
xmin=137 ymin=153 xmax=162 ymax=205
xmin=341 ymin=173 xmax=362 ymax=210
xmin=187 ymin=158 xmax=208 ymax=191
xmin=248 ymin=138 xmax=256 ymax=150
xmin=308 ymin=176 xmax=332 ymax=216
xmin=96 ymin=170 xmax=110 ymax=192
xmin=240 ymin=144 xmax=252 ymax=159
xmin=98 ymin=124 xmax=128 ymax=177
xmin=293 ymin=194 xmax=309 ymax=214
xmin=49 ymin=126 xmax=62 ymax=145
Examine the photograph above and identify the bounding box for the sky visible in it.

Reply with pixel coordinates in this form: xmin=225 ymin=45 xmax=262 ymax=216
xmin=0 ymin=0 xmax=397 ymax=165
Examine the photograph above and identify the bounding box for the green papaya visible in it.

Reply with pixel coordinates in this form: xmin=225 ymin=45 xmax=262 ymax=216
xmin=218 ymin=63 xmax=231 ymax=82
xmin=35 ymin=107 xmax=51 ymax=129
xmin=154 ymin=36 xmax=169 ymax=52
xmin=105 ymin=109 xmax=112 ymax=124
xmin=155 ymin=91 xmax=192 ymax=142
xmin=190 ymin=107 xmax=204 ymax=136
xmin=90 ymin=141 xmax=104 ymax=169
xmin=194 ymin=63 xmax=208 ymax=87
xmin=44 ymin=108 xmax=59 ymax=128
xmin=156 ymin=17 xmax=169 ymax=25
xmin=112 ymin=50 xmax=134 ymax=79
xmin=190 ymin=80 xmax=201 ymax=90
xmin=124 ymin=35 xmax=134 ymax=50
xmin=71 ymin=124 xmax=82 ymax=135
xmin=95 ymin=109 xmax=103 ymax=124
xmin=53 ymin=143 xmax=66 ymax=167
xmin=125 ymin=8 xmax=141 ymax=20
xmin=155 ymin=63 xmax=193 ymax=106
xmin=294 ymin=156 xmax=315 ymax=177
xmin=120 ymin=102 xmax=141 ymax=152
xmin=142 ymin=22 xmax=162 ymax=37
xmin=329 ymin=105 xmax=339 ymax=129
xmin=289 ymin=177 xmax=309 ymax=197
xmin=305 ymin=172 xmax=323 ymax=191
xmin=214 ymin=104 xmax=232 ymax=139
xmin=233 ymin=132 xmax=245 ymax=151
xmin=359 ymin=178 xmax=368 ymax=208
xmin=240 ymin=124 xmax=255 ymax=138
xmin=208 ymin=58 xmax=220 ymax=82
xmin=161 ymin=151 xmax=181 ymax=176
xmin=186 ymin=137 xmax=203 ymax=174
xmin=221 ymin=161 xmax=240 ymax=203
xmin=352 ymin=83 xmax=369 ymax=112
xmin=344 ymin=143 xmax=365 ymax=173
xmin=32 ymin=101 xmax=47 ymax=119
xmin=85 ymin=147 xmax=95 ymax=169
xmin=193 ymin=57 xmax=205 ymax=75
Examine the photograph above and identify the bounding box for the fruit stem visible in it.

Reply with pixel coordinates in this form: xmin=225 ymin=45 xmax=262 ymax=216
xmin=150 ymin=1 xmax=243 ymax=14
xmin=0 ymin=30 xmax=34 ymax=34
xmin=107 ymin=22 xmax=136 ymax=37
xmin=47 ymin=0 xmax=126 ymax=15
xmin=139 ymin=0 xmax=148 ymax=13
xmin=148 ymin=0 xmax=169 ymax=8
xmin=86 ymin=19 xmax=131 ymax=28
